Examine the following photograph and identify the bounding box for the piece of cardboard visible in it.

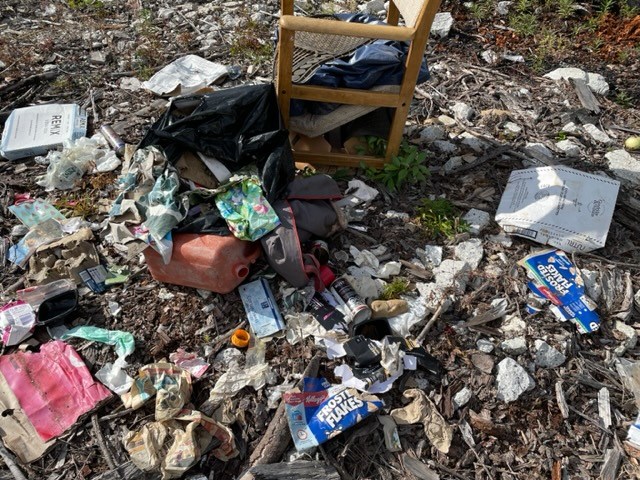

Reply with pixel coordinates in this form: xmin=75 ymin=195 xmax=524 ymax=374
xmin=495 ymin=166 xmax=620 ymax=252
xmin=176 ymin=150 xmax=219 ymax=189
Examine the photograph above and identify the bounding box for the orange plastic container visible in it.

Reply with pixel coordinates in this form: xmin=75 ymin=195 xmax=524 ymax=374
xmin=144 ymin=233 xmax=262 ymax=293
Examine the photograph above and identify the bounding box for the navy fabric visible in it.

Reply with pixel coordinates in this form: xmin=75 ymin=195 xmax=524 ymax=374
xmin=290 ymin=13 xmax=429 ymax=117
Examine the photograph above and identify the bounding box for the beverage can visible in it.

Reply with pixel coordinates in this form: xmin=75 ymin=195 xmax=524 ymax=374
xmin=330 ymin=277 xmax=371 ymax=324
xmin=310 ymin=240 xmax=329 ymax=264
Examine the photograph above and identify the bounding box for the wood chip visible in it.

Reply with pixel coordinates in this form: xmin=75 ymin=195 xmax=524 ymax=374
xmin=402 ymin=454 xmax=440 ymax=480
xmin=598 ymin=387 xmax=612 ymax=428
xmin=556 ymin=381 xmax=570 ymax=419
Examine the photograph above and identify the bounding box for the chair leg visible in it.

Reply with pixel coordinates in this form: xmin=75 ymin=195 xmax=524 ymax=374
xmin=276 ymin=27 xmax=295 ymax=127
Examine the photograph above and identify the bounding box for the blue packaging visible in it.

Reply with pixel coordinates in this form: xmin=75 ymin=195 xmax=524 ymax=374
xmin=284 ymin=379 xmax=383 ymax=451
xmin=519 ymin=249 xmax=599 ymax=333
xmin=238 ymin=278 xmax=284 ymax=337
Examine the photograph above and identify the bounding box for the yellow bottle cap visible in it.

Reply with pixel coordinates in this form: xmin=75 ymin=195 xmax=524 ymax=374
xmin=231 ymin=329 xmax=250 ymax=348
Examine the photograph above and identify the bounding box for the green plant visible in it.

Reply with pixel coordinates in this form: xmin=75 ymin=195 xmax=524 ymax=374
xmin=591 ymin=37 xmax=605 ymax=51
xmin=620 ymin=2 xmax=639 ymax=18
xmin=469 ymin=0 xmax=493 ymax=20
xmin=379 ymin=278 xmax=410 ymax=301
xmin=509 ymin=12 xmax=538 ymax=36
xmin=615 ymin=90 xmax=633 ymax=108
xmin=331 ymin=168 xmax=353 ymax=182
xmin=230 ymin=20 xmax=274 ymax=63
xmin=556 ymin=0 xmax=575 ymax=18
xmin=68 ymin=0 xmax=104 ymax=9
xmin=597 ymin=0 xmax=616 ymax=15
xmin=515 ymin=0 xmax=532 ymax=14
xmin=556 ymin=131 xmax=568 ymax=141
xmin=360 ymin=140 xmax=429 ymax=192
xmin=415 ymin=198 xmax=469 ymax=239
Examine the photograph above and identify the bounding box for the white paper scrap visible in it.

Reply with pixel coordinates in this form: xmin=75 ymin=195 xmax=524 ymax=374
xmin=142 ymin=55 xmax=228 ymax=96
xmin=495 ymin=166 xmax=620 ymax=252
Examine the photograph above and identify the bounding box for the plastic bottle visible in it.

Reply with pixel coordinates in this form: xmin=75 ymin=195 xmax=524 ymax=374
xmin=144 ymin=233 xmax=262 ymax=293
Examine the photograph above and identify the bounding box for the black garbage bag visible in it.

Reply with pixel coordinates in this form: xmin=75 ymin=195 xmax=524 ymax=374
xmin=138 ymin=83 xmax=295 ymax=202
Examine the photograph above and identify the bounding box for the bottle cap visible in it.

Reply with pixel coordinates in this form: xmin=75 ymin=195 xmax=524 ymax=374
xmin=319 ymin=265 xmax=336 ymax=287
xmin=231 ymin=329 xmax=250 ymax=348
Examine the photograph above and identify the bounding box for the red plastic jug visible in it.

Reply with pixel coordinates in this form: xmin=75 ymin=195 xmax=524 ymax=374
xmin=144 ymin=234 xmax=262 ymax=293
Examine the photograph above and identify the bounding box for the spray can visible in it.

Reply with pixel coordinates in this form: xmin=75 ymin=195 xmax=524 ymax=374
xmin=309 ymin=239 xmax=329 ymax=264
xmin=99 ymin=125 xmax=125 ymax=157
xmin=330 ymin=277 xmax=371 ymax=324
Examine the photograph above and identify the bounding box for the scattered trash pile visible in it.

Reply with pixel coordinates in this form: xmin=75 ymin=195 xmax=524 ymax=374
xmin=1 ymin=25 xmax=640 ymax=480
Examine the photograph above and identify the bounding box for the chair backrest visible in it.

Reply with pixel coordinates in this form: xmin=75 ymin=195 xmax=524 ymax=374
xmin=392 ymin=0 xmax=426 ymax=28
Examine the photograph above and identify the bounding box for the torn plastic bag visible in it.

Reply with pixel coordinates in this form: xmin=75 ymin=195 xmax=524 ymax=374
xmin=137 ymin=84 xmax=295 ymax=202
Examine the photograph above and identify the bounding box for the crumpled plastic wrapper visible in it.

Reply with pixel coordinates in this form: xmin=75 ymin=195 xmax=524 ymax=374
xmin=169 ymin=348 xmax=210 ymax=378
xmin=142 ymin=54 xmax=228 ymax=96
xmin=207 ymin=362 xmax=276 ymax=406
xmin=390 ymin=389 xmax=453 ymax=454
xmin=122 ymin=363 xmax=238 ymax=479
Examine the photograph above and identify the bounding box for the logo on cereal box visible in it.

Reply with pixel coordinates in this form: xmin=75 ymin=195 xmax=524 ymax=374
xmin=315 ymin=390 xmax=364 ymax=429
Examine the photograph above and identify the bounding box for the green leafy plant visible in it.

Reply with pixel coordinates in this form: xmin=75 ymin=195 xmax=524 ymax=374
xmin=615 ymin=90 xmax=633 ymax=108
xmin=597 ymin=0 xmax=616 ymax=15
xmin=509 ymin=12 xmax=538 ymax=36
xmin=379 ymin=278 xmax=410 ymax=301
xmin=230 ymin=20 xmax=274 ymax=63
xmin=68 ymin=0 xmax=104 ymax=9
xmin=556 ymin=131 xmax=568 ymax=141
xmin=469 ymin=0 xmax=493 ymax=20
xmin=556 ymin=0 xmax=575 ymax=18
xmin=620 ymin=2 xmax=639 ymax=18
xmin=331 ymin=168 xmax=354 ymax=182
xmin=415 ymin=198 xmax=469 ymax=239
xmin=360 ymin=140 xmax=429 ymax=192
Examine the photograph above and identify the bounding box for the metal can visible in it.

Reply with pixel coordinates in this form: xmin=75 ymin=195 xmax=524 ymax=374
xmin=99 ymin=124 xmax=125 ymax=156
xmin=330 ymin=277 xmax=371 ymax=324
xmin=310 ymin=239 xmax=329 ymax=265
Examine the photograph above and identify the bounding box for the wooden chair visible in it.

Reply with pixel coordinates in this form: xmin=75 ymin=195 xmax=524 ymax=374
xmin=276 ymin=0 xmax=442 ymax=168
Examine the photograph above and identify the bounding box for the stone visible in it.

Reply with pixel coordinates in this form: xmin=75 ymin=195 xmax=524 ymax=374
xmin=416 ymin=282 xmax=452 ymax=312
xmin=477 ymin=339 xmax=494 ymax=353
xmin=481 ymin=49 xmax=498 ymax=64
xmin=583 ymin=123 xmax=612 ymax=144
xmin=524 ymin=142 xmax=555 ymax=164
xmin=434 ymin=260 xmax=471 ymax=293
xmin=460 ymin=132 xmax=487 ymax=152
xmin=605 ymin=149 xmax=640 ymax=186
xmin=544 ymin=67 xmax=610 ymax=95
xmin=433 ymin=140 xmax=458 ymax=154
xmin=500 ymin=314 xmax=527 ymax=338
xmin=454 ymin=239 xmax=483 ymax=270
xmin=385 ymin=210 xmax=410 ymax=221
xmin=451 ymin=102 xmax=474 ymax=122
xmin=580 ymin=269 xmax=601 ymax=302
xmin=534 ymin=340 xmax=566 ymax=368
xmin=462 ymin=208 xmax=491 ymax=235
xmin=419 ymin=125 xmax=446 ymax=143
xmin=417 ymin=245 xmax=443 ymax=267
xmin=562 ymin=122 xmax=578 ymax=133
xmin=496 ymin=1 xmax=512 ymax=15
xmin=500 ymin=337 xmax=527 ymax=355
xmin=453 ymin=387 xmax=473 ymax=409
xmin=431 ymin=12 xmax=454 ymax=38
xmin=158 ymin=7 xmax=174 ymax=20
xmin=443 ymin=156 xmax=464 ymax=172
xmin=504 ymin=121 xmax=522 ymax=134
xmin=360 ymin=0 xmax=385 ymax=14
xmin=471 ymin=353 xmax=494 ymax=374
xmin=496 ymin=357 xmax=535 ymax=403
xmin=487 ymin=232 xmax=513 ymax=247
xmin=503 ymin=54 xmax=524 ymax=63
xmin=614 ymin=321 xmax=637 ymax=356
xmin=90 ymin=51 xmax=107 ymax=64
xmin=555 ymin=139 xmax=581 ymax=157
xmin=437 ymin=115 xmax=457 ymax=126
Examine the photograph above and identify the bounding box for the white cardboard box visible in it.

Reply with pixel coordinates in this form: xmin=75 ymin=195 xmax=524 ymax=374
xmin=495 ymin=166 xmax=620 ymax=252
xmin=0 ymin=104 xmax=87 ymax=160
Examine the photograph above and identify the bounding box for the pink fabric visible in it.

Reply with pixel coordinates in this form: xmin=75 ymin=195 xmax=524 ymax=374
xmin=0 ymin=341 xmax=111 ymax=441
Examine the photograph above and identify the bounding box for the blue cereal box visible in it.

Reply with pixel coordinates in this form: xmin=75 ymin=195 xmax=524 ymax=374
xmin=519 ymin=249 xmax=600 ymax=333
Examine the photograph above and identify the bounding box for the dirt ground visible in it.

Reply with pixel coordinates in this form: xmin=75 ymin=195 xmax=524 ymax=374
xmin=1 ymin=0 xmax=640 ymax=479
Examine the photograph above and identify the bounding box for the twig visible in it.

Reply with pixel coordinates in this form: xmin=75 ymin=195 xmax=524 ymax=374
xmin=577 ymin=252 xmax=640 ymax=270
xmin=0 ymin=70 xmax=60 ymax=96
xmin=0 ymin=443 xmax=28 ymax=480
xmin=91 ymin=414 xmax=118 ymax=474
xmin=416 ymin=298 xmax=447 ymax=343
xmin=446 ymin=145 xmax=510 ymax=174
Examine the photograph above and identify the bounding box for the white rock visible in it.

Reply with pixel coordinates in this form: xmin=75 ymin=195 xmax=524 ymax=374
xmin=481 ymin=49 xmax=498 ymax=64
xmin=360 ymin=0 xmax=385 ymax=14
xmin=431 ymin=12 xmax=454 ymax=38
xmin=496 ymin=357 xmax=535 ymax=403
xmin=376 ymin=261 xmax=401 ymax=279
xmin=504 ymin=121 xmax=522 ymax=134
xmin=90 ymin=51 xmax=107 ymax=64
xmin=503 ymin=54 xmax=525 ymax=63
xmin=544 ymin=67 xmax=609 ymax=95
xmin=535 ymin=340 xmax=566 ymax=368
xmin=462 ymin=208 xmax=491 ymax=235
xmin=433 ymin=260 xmax=471 ymax=293
xmin=443 ymin=156 xmax=464 ymax=172
xmin=419 ymin=125 xmax=446 ymax=143
xmin=583 ymin=123 xmax=612 ymax=144
xmin=416 ymin=282 xmax=452 ymax=312
xmin=500 ymin=313 xmax=527 ymax=338
xmin=524 ymin=142 xmax=555 ymax=164
xmin=453 ymin=387 xmax=473 ymax=409
xmin=437 ymin=115 xmax=457 ymax=126
xmin=454 ymin=239 xmax=484 ymax=270
xmin=496 ymin=1 xmax=512 ymax=15
xmin=477 ymin=339 xmax=495 ymax=353
xmin=500 ymin=337 xmax=527 ymax=355
xmin=605 ymin=149 xmax=640 ymax=186
xmin=451 ymin=102 xmax=475 ymax=122
xmin=555 ymin=139 xmax=581 ymax=157
xmin=487 ymin=232 xmax=513 ymax=247
xmin=614 ymin=321 xmax=638 ymax=356
xmin=417 ymin=245 xmax=443 ymax=267
xmin=433 ymin=140 xmax=458 ymax=154
xmin=158 ymin=8 xmax=174 ymax=19
xmin=385 ymin=210 xmax=410 ymax=221
xmin=562 ymin=122 xmax=578 ymax=133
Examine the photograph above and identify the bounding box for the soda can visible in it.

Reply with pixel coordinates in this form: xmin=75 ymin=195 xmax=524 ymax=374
xmin=310 ymin=239 xmax=329 ymax=265
xmin=99 ymin=125 xmax=125 ymax=156
xmin=330 ymin=277 xmax=371 ymax=324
